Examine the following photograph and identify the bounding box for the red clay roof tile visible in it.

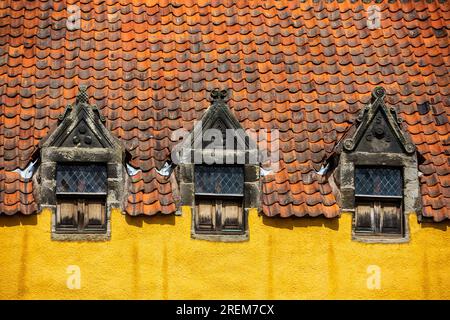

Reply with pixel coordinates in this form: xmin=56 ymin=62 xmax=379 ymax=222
xmin=0 ymin=0 xmax=448 ymax=221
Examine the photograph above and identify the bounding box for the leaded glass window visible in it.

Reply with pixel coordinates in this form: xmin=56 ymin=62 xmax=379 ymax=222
xmin=195 ymin=165 xmax=244 ymax=196
xmin=56 ymin=164 xmax=107 ymax=194
xmin=355 ymin=167 xmax=402 ymax=197
xmin=354 ymin=166 xmax=403 ymax=237
xmin=55 ymin=163 xmax=107 ymax=233
xmin=194 ymin=165 xmax=245 ymax=235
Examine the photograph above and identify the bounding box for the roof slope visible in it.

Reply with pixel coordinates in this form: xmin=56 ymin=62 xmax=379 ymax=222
xmin=0 ymin=0 xmax=448 ymax=221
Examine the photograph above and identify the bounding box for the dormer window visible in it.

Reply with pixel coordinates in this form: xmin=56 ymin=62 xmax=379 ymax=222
xmin=175 ymin=89 xmax=260 ymax=242
xmin=38 ymin=86 xmax=127 ymax=241
xmin=332 ymin=87 xmax=421 ymax=243
xmin=55 ymin=164 xmax=108 ymax=233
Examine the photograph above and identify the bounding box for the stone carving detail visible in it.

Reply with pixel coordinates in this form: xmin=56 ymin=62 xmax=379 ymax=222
xmin=63 ymin=119 xmax=102 ymax=148
xmin=210 ymin=88 xmax=228 ymax=101
xmin=76 ymin=85 xmax=89 ymax=104
xmin=49 ymin=87 xmax=112 ymax=149
xmin=357 ymin=110 xmax=401 ymax=153
xmin=367 ymin=114 xmax=388 ymax=141
xmin=343 ymin=86 xmax=415 ymax=154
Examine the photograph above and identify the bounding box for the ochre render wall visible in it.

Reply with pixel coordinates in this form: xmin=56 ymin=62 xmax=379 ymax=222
xmin=0 ymin=208 xmax=449 ymax=299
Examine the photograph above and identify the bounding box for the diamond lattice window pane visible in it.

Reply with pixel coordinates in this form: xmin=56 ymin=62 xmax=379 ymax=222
xmin=355 ymin=167 xmax=402 ymax=197
xmin=56 ymin=164 xmax=107 ymax=194
xmin=195 ymin=165 xmax=244 ymax=195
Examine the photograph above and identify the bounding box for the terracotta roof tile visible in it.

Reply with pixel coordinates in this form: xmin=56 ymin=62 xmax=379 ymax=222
xmin=0 ymin=0 xmax=448 ymax=221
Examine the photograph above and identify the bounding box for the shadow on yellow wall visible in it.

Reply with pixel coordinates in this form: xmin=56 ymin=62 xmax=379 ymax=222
xmin=125 ymin=214 xmax=175 ymax=227
xmin=262 ymin=215 xmax=339 ymax=231
xmin=0 ymin=214 xmax=37 ymax=227
xmin=420 ymin=220 xmax=449 ymax=232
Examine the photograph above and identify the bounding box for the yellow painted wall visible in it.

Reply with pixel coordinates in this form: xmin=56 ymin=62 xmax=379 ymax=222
xmin=0 ymin=208 xmax=449 ymax=299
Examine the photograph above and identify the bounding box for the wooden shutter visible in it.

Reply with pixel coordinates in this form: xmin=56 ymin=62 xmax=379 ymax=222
xmin=195 ymin=198 xmax=244 ymax=233
xmin=355 ymin=200 xmax=402 ymax=235
xmin=380 ymin=201 xmax=402 ymax=234
xmin=220 ymin=199 xmax=243 ymax=231
xmin=355 ymin=202 xmax=375 ymax=233
xmin=56 ymin=198 xmax=106 ymax=232
xmin=56 ymin=199 xmax=78 ymax=229
xmin=195 ymin=199 xmax=216 ymax=231
xmin=85 ymin=200 xmax=106 ymax=229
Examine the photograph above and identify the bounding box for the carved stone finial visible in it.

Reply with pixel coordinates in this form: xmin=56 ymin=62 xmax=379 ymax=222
xmin=356 ymin=105 xmax=369 ymax=123
xmin=58 ymin=105 xmax=72 ymax=122
xmin=372 ymin=86 xmax=386 ymax=101
xmin=405 ymin=143 xmax=415 ymax=153
xmin=76 ymin=85 xmax=89 ymax=104
xmin=343 ymin=139 xmax=354 ymax=151
xmin=210 ymin=88 xmax=228 ymax=102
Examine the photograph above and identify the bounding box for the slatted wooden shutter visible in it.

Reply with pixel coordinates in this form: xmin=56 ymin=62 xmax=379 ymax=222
xmin=56 ymin=198 xmax=106 ymax=232
xmin=195 ymin=198 xmax=243 ymax=234
xmin=355 ymin=201 xmax=402 ymax=235
xmin=196 ymin=199 xmax=216 ymax=231
xmin=355 ymin=202 xmax=375 ymax=233
xmin=380 ymin=201 xmax=402 ymax=234
xmin=56 ymin=199 xmax=78 ymax=229
xmin=221 ymin=199 xmax=243 ymax=231
xmin=85 ymin=200 xmax=106 ymax=229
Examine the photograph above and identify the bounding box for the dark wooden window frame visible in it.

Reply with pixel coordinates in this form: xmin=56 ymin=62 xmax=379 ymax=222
xmin=177 ymin=160 xmax=260 ymax=242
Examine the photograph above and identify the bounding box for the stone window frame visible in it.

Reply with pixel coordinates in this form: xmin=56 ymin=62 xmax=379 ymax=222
xmin=38 ymin=86 xmax=126 ymax=241
xmin=176 ymin=89 xmax=260 ymax=242
xmin=40 ymin=148 xmax=124 ymax=241
xmin=338 ymin=151 xmax=420 ymax=243
xmin=178 ymin=163 xmax=259 ymax=242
